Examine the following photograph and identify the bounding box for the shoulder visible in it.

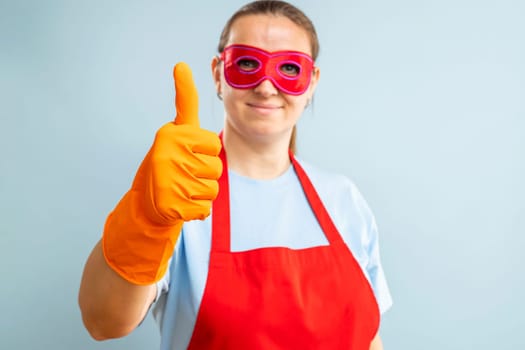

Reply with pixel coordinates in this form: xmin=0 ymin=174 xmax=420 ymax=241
xmin=294 ymin=157 xmax=373 ymax=220
xmin=294 ymin=157 xmax=379 ymax=261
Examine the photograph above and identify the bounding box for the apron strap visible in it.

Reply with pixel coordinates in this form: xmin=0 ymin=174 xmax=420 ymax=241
xmin=212 ymin=145 xmax=232 ymax=252
xmin=290 ymin=150 xmax=343 ymax=245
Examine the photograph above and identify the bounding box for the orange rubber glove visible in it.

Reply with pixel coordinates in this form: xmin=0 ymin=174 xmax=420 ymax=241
xmin=102 ymin=62 xmax=222 ymax=285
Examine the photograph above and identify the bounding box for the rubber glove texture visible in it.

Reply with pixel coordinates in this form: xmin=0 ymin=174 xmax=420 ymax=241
xmin=102 ymin=63 xmax=222 ymax=285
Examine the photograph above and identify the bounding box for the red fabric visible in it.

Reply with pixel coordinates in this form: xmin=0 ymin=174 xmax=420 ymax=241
xmin=220 ymin=44 xmax=314 ymax=96
xmin=187 ymin=148 xmax=380 ymax=349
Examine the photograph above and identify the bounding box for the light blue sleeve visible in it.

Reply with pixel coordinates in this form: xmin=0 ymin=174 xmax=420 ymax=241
xmin=363 ymin=211 xmax=393 ymax=314
xmin=155 ymin=260 xmax=171 ymax=302
xmin=334 ymin=176 xmax=392 ymax=315
xmin=345 ymin=179 xmax=393 ymax=315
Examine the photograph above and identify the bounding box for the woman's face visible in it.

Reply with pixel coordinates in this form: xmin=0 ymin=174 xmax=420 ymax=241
xmin=212 ymin=14 xmax=320 ymax=146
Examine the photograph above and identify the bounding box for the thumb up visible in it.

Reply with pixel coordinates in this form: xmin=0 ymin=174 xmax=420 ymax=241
xmin=173 ymin=62 xmax=199 ymax=127
xmin=139 ymin=62 xmax=223 ymax=224
xmin=102 ymin=62 xmax=222 ymax=285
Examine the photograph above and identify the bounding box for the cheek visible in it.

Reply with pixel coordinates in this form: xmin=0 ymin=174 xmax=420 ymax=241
xmin=287 ymin=95 xmax=309 ymax=112
xmin=221 ymin=74 xmax=241 ymax=97
xmin=222 ymin=85 xmax=250 ymax=118
xmin=222 ymin=83 xmax=245 ymax=103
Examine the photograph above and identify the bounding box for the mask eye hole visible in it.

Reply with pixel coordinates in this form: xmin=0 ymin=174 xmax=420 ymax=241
xmin=236 ymin=58 xmax=260 ymax=72
xmin=279 ymin=62 xmax=301 ymax=77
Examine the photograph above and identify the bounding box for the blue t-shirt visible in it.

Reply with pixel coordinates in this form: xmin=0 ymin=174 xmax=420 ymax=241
xmin=152 ymin=159 xmax=392 ymax=350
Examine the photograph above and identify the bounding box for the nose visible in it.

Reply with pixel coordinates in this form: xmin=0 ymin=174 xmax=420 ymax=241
xmin=253 ymin=78 xmax=279 ymax=97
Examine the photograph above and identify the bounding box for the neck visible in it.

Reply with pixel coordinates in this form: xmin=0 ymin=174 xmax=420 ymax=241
xmin=222 ymin=127 xmax=292 ymax=180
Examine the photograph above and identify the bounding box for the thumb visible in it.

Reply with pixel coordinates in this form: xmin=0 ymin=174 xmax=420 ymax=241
xmin=173 ymin=62 xmax=199 ymax=127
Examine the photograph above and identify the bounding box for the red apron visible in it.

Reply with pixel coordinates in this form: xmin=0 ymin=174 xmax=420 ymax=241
xmin=187 ymin=147 xmax=380 ymax=349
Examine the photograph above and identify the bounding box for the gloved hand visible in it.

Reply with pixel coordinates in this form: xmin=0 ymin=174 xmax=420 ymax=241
xmin=102 ymin=62 xmax=222 ymax=285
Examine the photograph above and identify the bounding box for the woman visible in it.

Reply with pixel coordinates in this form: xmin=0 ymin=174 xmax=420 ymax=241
xmin=78 ymin=1 xmax=392 ymax=349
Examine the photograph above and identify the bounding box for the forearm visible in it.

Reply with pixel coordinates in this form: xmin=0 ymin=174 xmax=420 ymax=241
xmin=78 ymin=239 xmax=157 ymax=340
xmin=370 ymin=334 xmax=383 ymax=350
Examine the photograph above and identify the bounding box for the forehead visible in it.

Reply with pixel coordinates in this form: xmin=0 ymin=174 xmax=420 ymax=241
xmin=227 ymin=14 xmax=312 ymax=56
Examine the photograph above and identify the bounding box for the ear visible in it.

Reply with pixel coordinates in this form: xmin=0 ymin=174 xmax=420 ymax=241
xmin=211 ymin=56 xmax=222 ymax=96
xmin=308 ymin=66 xmax=321 ymax=98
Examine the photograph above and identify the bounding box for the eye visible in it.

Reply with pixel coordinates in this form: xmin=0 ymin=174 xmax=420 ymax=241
xmin=237 ymin=59 xmax=259 ymax=72
xmin=279 ymin=63 xmax=301 ymax=77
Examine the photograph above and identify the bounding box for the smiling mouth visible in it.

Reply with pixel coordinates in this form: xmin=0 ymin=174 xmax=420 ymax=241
xmin=247 ymin=103 xmax=282 ymax=110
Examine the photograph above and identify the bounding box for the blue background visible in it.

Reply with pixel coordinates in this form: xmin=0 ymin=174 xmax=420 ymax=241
xmin=1 ymin=0 xmax=523 ymax=349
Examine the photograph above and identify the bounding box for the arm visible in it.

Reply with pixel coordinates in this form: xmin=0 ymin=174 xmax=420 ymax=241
xmin=78 ymin=64 xmax=221 ymax=340
xmin=370 ymin=334 xmax=383 ymax=350
xmin=78 ymin=240 xmax=157 ymax=340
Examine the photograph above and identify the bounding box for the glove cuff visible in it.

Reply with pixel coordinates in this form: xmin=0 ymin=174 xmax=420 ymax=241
xmin=102 ymin=190 xmax=183 ymax=285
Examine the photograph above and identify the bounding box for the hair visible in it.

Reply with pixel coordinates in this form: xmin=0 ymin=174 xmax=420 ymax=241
xmin=217 ymin=0 xmax=320 ymax=153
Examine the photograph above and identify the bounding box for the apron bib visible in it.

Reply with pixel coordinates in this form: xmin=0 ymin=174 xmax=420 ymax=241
xmin=187 ymin=147 xmax=379 ymax=349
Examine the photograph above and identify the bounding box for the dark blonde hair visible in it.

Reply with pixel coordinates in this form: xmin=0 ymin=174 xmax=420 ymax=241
xmin=218 ymin=0 xmax=319 ymax=153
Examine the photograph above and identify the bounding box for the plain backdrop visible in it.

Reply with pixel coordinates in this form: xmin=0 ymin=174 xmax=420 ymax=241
xmin=1 ymin=0 xmax=524 ymax=349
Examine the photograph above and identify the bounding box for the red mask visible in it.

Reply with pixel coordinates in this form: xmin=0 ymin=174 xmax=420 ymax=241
xmin=220 ymin=44 xmax=315 ymax=96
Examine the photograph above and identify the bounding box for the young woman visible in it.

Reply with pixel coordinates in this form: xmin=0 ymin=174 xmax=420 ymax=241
xmin=78 ymin=1 xmax=392 ymax=349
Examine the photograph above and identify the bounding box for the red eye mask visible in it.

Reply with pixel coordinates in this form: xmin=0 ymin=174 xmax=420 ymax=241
xmin=220 ymin=44 xmax=314 ymax=96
